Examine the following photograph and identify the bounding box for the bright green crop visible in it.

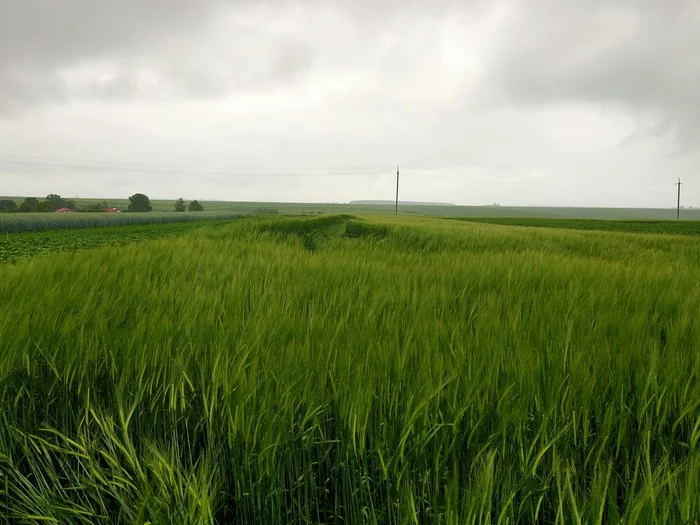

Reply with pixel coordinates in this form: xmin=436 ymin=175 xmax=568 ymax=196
xmin=1 ymin=215 xmax=699 ymax=524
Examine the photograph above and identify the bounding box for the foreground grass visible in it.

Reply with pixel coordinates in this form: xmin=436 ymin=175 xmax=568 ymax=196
xmin=1 ymin=215 xmax=699 ymax=524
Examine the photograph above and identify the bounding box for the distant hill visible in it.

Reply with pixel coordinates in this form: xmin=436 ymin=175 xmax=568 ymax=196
xmin=349 ymin=200 xmax=456 ymax=206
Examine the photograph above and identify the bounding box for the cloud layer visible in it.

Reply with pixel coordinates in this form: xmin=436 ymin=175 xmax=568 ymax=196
xmin=0 ymin=0 xmax=698 ymax=206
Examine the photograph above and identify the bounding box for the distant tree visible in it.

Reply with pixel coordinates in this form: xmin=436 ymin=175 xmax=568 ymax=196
xmin=174 ymin=198 xmax=187 ymax=212
xmin=78 ymin=200 xmax=109 ymax=213
xmin=188 ymin=200 xmax=204 ymax=212
xmin=65 ymin=200 xmax=76 ymax=210
xmin=37 ymin=200 xmax=53 ymax=212
xmin=45 ymin=194 xmax=66 ymax=211
xmin=18 ymin=197 xmax=40 ymax=212
xmin=0 ymin=199 xmax=17 ymax=212
xmin=128 ymin=193 xmax=152 ymax=212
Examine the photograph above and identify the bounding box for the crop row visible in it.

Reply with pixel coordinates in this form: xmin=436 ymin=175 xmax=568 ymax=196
xmin=0 ymin=211 xmax=243 ymax=234
xmin=0 ymin=220 xmax=233 ymax=264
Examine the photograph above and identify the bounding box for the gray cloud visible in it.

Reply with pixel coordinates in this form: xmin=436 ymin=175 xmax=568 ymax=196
xmin=0 ymin=68 xmax=68 ymax=114
xmin=1 ymin=0 xmax=698 ymax=207
xmin=3 ymin=0 xmax=699 ymax=128
xmin=0 ymin=0 xmax=480 ymax=108
xmin=488 ymin=0 xmax=700 ymax=147
xmin=0 ymin=1 xmax=221 ymax=66
xmin=0 ymin=0 xmax=224 ymax=107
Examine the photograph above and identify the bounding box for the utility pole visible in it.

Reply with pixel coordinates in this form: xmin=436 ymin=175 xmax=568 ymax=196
xmin=395 ymin=165 xmax=400 ymax=216
xmin=676 ymin=178 xmax=683 ymax=220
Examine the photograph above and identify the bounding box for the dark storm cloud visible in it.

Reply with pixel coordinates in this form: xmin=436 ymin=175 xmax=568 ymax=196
xmin=0 ymin=0 xmax=224 ymax=109
xmin=0 ymin=0 xmax=221 ymax=65
xmin=1 ymin=0 xmax=699 ymax=149
xmin=489 ymin=0 xmax=700 ymax=147
xmin=0 ymin=0 xmax=336 ymax=107
xmin=0 ymin=69 xmax=68 ymax=114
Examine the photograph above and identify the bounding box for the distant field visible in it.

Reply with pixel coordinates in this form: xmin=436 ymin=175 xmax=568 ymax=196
xmin=0 ymin=220 xmax=234 ymax=264
xmin=2 ymin=215 xmax=700 ymax=523
xmin=3 ymin=196 xmax=699 ymax=219
xmin=0 ymin=210 xmax=242 ymax=234
xmin=456 ymin=217 xmax=700 ymax=236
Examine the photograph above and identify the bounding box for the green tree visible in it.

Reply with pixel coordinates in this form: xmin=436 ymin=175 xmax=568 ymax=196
xmin=127 ymin=193 xmax=152 ymax=212
xmin=174 ymin=198 xmax=186 ymax=212
xmin=0 ymin=199 xmax=17 ymax=212
xmin=45 ymin=194 xmax=66 ymax=211
xmin=18 ymin=197 xmax=40 ymax=212
xmin=188 ymin=200 xmax=204 ymax=212
xmin=79 ymin=200 xmax=109 ymax=213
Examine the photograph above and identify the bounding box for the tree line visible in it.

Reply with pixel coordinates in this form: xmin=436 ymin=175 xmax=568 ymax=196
xmin=0 ymin=194 xmax=76 ymax=213
xmin=174 ymin=197 xmax=204 ymax=212
xmin=0 ymin=194 xmax=205 ymax=213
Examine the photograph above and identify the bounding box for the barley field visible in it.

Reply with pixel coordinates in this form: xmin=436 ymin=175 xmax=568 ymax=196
xmin=1 ymin=215 xmax=699 ymax=524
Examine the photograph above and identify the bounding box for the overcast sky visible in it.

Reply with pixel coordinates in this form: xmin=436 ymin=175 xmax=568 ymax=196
xmin=0 ymin=0 xmax=698 ymax=207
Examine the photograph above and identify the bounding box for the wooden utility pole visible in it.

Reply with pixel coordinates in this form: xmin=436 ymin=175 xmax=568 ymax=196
xmin=395 ymin=165 xmax=400 ymax=216
xmin=676 ymin=178 xmax=683 ymax=220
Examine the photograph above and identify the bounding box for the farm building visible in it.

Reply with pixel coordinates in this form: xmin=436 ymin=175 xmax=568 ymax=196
xmin=55 ymin=207 xmax=72 ymax=213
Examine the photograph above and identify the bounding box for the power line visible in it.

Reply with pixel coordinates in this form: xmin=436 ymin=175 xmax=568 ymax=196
xmin=0 ymin=153 xmax=394 ymax=173
xmin=0 ymin=157 xmax=395 ymax=178
xmin=0 ymin=157 xmax=508 ymax=182
xmin=0 ymin=156 xmax=467 ymax=181
xmin=1 ymin=156 xmax=686 ymax=196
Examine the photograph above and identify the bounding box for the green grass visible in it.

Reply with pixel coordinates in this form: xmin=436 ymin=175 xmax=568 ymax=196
xmin=455 ymin=217 xmax=700 ymax=236
xmin=1 ymin=215 xmax=700 ymax=523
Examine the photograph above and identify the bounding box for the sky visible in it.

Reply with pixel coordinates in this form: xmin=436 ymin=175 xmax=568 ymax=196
xmin=0 ymin=0 xmax=698 ymax=207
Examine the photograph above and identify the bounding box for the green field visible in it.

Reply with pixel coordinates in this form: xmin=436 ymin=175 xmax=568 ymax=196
xmin=1 ymin=215 xmax=700 ymax=524
xmin=0 ymin=211 xmax=242 ymax=234
xmin=455 ymin=217 xmax=700 ymax=236
xmin=4 ymin=195 xmax=700 ymax=219
xmin=0 ymin=220 xmax=236 ymax=264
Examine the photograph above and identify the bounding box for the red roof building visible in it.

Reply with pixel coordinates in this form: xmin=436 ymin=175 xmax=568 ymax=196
xmin=55 ymin=207 xmax=72 ymax=213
